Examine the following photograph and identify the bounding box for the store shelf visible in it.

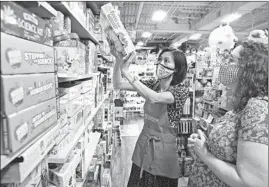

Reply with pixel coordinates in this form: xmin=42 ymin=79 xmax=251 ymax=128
xmin=49 ymin=1 xmax=99 ymax=44
xmin=58 ymin=73 xmax=98 ymax=83
xmin=77 ymin=133 xmax=101 ymax=187
xmin=98 ymin=53 xmax=113 ymax=63
xmin=1 ymin=123 xmax=60 ymax=170
xmin=48 ymin=91 xmax=110 ymax=163
xmin=18 ymin=1 xmax=57 ymax=18
xmin=203 ymin=100 xmax=229 ymax=111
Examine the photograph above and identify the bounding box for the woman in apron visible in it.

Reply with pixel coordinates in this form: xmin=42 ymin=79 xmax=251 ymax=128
xmin=111 ymin=46 xmax=189 ymax=187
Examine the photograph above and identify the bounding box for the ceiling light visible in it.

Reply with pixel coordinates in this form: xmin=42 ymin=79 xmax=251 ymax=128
xmin=142 ymin=31 xmax=152 ymax=38
xmin=189 ymin=33 xmax=202 ymax=40
xmin=152 ymin=10 xmax=167 ymax=21
xmin=221 ymin=13 xmax=242 ymax=23
xmin=137 ymin=41 xmax=144 ymax=46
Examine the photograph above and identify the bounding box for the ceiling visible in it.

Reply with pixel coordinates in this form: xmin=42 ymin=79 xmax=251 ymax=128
xmin=92 ymin=1 xmax=268 ymax=47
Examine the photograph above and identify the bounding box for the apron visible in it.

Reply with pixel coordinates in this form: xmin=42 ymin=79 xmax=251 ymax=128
xmin=131 ymin=101 xmax=181 ymax=179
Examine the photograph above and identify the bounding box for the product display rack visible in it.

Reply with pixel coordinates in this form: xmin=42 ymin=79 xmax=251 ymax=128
xmin=49 ymin=2 xmax=99 ymax=43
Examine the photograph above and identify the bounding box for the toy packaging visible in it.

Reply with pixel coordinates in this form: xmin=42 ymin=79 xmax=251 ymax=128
xmin=1 ymin=2 xmax=53 ymax=46
xmin=100 ymin=3 xmax=135 ymax=57
xmin=68 ymin=109 xmax=84 ymax=133
xmin=60 ymin=94 xmax=83 ymax=118
xmin=1 ymin=73 xmax=56 ymax=117
xmin=58 ymin=83 xmax=81 ymax=101
xmin=49 ymin=149 xmax=82 ymax=187
xmin=1 ymin=158 xmax=49 ymax=187
xmin=1 ymin=98 xmax=57 ymax=155
xmin=1 ymin=32 xmax=55 ymax=74
xmin=1 ymin=124 xmax=58 ymax=183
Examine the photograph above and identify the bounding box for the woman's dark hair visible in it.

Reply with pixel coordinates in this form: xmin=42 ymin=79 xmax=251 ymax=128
xmin=158 ymin=48 xmax=188 ymax=86
xmin=234 ymin=41 xmax=268 ymax=112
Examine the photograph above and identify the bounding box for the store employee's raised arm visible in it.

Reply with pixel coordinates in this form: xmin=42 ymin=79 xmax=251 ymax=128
xmin=119 ymin=52 xmax=175 ymax=105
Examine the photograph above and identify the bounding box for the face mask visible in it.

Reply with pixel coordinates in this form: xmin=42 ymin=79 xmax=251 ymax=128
xmin=156 ymin=63 xmax=175 ymax=80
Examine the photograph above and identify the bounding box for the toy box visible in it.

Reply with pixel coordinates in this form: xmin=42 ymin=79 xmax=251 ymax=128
xmin=64 ymin=16 xmax=71 ymax=34
xmin=49 ymin=132 xmax=71 ymax=158
xmin=100 ymin=3 xmax=135 ymax=57
xmin=54 ymin=39 xmax=86 ymax=76
xmin=49 ymin=149 xmax=82 ymax=187
xmin=1 ymin=2 xmax=53 ymax=46
xmin=78 ymin=79 xmax=93 ymax=94
xmin=60 ymin=94 xmax=83 ymax=117
xmin=50 ymin=11 xmax=65 ymax=37
xmin=1 ymin=158 xmax=49 ymax=187
xmin=69 ymin=109 xmax=84 ymax=133
xmin=1 ymin=124 xmax=58 ymax=183
xmin=58 ymin=83 xmax=81 ymax=101
xmin=75 ymin=138 xmax=86 ymax=181
xmin=54 ymin=123 xmax=69 ymax=146
xmin=1 ymin=73 xmax=56 ymax=117
xmin=82 ymin=40 xmax=96 ymax=75
xmin=1 ymin=98 xmax=57 ymax=155
xmin=1 ymin=32 xmax=55 ymax=75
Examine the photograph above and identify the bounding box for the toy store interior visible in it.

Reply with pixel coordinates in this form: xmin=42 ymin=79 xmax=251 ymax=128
xmin=1 ymin=1 xmax=268 ymax=187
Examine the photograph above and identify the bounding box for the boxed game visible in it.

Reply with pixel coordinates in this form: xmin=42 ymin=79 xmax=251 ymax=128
xmin=1 ymin=159 xmax=49 ymax=187
xmin=1 ymin=98 xmax=57 ymax=155
xmin=68 ymin=109 xmax=84 ymax=133
xmin=58 ymin=83 xmax=81 ymax=101
xmin=49 ymin=149 xmax=82 ymax=187
xmin=60 ymin=94 xmax=83 ymax=117
xmin=1 ymin=124 xmax=58 ymax=183
xmin=1 ymin=73 xmax=56 ymax=116
xmin=100 ymin=3 xmax=135 ymax=57
xmin=1 ymin=32 xmax=55 ymax=74
xmin=1 ymin=2 xmax=53 ymax=46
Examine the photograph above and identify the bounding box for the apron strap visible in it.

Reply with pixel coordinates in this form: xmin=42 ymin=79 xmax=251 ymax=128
xmin=139 ymin=135 xmax=161 ymax=178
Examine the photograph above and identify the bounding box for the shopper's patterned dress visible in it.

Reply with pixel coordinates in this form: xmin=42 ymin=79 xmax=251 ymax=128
xmin=127 ymin=79 xmax=189 ymax=187
xmin=188 ymin=97 xmax=268 ymax=187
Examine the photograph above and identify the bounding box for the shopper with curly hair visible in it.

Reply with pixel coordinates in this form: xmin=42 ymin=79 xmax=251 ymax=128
xmin=188 ymin=30 xmax=268 ymax=187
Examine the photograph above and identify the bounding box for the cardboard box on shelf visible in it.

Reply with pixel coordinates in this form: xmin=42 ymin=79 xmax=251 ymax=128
xmin=1 ymin=123 xmax=58 ymax=183
xmin=60 ymin=94 xmax=83 ymax=118
xmin=1 ymin=158 xmax=49 ymax=187
xmin=49 ymin=149 xmax=82 ymax=187
xmin=68 ymin=109 xmax=84 ymax=133
xmin=64 ymin=16 xmax=72 ymax=34
xmin=82 ymin=40 xmax=96 ymax=75
xmin=1 ymin=32 xmax=55 ymax=74
xmin=1 ymin=2 xmax=53 ymax=46
xmin=75 ymin=138 xmax=86 ymax=181
xmin=1 ymin=73 xmax=56 ymax=117
xmin=1 ymin=98 xmax=57 ymax=155
xmin=58 ymin=83 xmax=81 ymax=102
xmin=100 ymin=3 xmax=135 ymax=57
xmin=78 ymin=79 xmax=93 ymax=94
xmin=69 ymin=2 xmax=86 ymax=27
xmin=55 ymin=39 xmax=86 ymax=76
xmin=49 ymin=11 xmax=65 ymax=37
xmin=49 ymin=132 xmax=71 ymax=158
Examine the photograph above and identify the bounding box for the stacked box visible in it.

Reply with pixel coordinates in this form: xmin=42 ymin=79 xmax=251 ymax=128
xmin=69 ymin=2 xmax=86 ymax=27
xmin=1 ymin=2 xmax=53 ymax=46
xmin=0 ymin=124 xmax=58 ymax=183
xmin=1 ymin=98 xmax=57 ymax=155
xmin=59 ymin=83 xmax=81 ymax=101
xmin=75 ymin=138 xmax=86 ymax=181
xmin=68 ymin=109 xmax=84 ymax=133
xmin=82 ymin=40 xmax=96 ymax=75
xmin=54 ymin=39 xmax=86 ymax=76
xmin=1 ymin=73 xmax=56 ymax=117
xmin=59 ymin=94 xmax=83 ymax=118
xmin=1 ymin=32 xmax=55 ymax=74
xmin=50 ymin=11 xmax=65 ymax=37
xmin=49 ymin=149 xmax=82 ymax=187
xmin=64 ymin=16 xmax=72 ymax=34
xmin=86 ymin=8 xmax=95 ymax=33
xmin=1 ymin=159 xmax=49 ymax=187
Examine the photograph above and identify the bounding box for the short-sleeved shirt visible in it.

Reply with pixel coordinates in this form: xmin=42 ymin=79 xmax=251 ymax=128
xmin=140 ymin=79 xmax=189 ymax=129
xmin=188 ymin=97 xmax=268 ymax=187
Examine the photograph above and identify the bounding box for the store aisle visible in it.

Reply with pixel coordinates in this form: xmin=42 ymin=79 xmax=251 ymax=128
xmin=111 ymin=117 xmax=188 ymax=187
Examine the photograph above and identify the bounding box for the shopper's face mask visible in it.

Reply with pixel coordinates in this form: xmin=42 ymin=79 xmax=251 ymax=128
xmin=156 ymin=52 xmax=176 ymax=80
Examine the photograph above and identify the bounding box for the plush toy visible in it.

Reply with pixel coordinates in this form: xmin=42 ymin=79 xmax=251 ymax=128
xmin=208 ymin=24 xmax=238 ymax=52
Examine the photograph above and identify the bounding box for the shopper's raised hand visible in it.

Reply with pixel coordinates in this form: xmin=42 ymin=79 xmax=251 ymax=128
xmin=121 ymin=51 xmax=136 ymax=75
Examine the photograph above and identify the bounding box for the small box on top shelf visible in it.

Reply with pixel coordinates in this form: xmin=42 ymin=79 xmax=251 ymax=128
xmin=1 ymin=2 xmax=53 ymax=46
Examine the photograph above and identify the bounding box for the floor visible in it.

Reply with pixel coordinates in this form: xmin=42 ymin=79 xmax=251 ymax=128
xmin=111 ymin=117 xmax=189 ymax=187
